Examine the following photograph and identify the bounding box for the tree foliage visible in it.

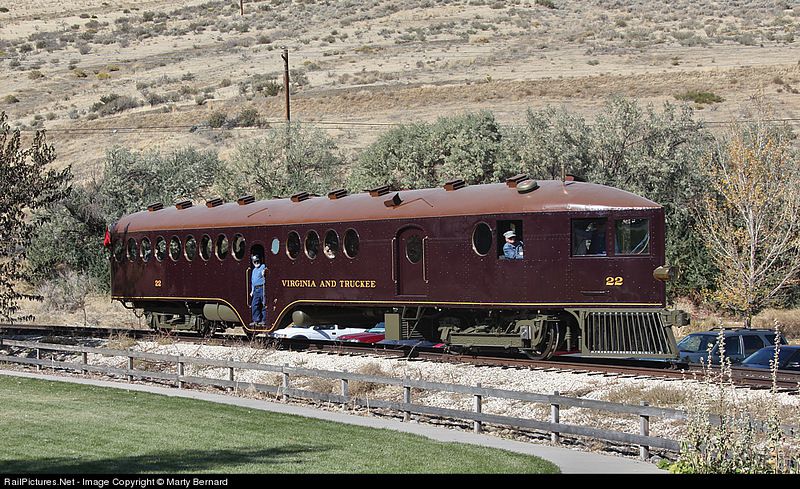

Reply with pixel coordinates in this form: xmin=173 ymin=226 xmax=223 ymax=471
xmin=27 ymin=146 xmax=221 ymax=289
xmin=698 ymin=113 xmax=800 ymax=325
xmin=349 ymin=111 xmax=508 ymax=191
xmin=215 ymin=122 xmax=346 ymax=200
xmin=507 ymin=99 xmax=716 ymax=298
xmin=0 ymin=112 xmax=71 ymax=320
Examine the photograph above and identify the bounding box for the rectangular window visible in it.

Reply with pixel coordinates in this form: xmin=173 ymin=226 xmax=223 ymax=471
xmin=571 ymin=218 xmax=607 ymax=256
xmin=742 ymin=336 xmax=764 ymax=356
xmin=497 ymin=220 xmax=523 ymax=260
xmin=614 ymin=218 xmax=650 ymax=255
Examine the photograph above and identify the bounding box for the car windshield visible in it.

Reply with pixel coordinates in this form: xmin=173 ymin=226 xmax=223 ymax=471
xmin=366 ymin=326 xmax=386 ymax=333
xmin=744 ymin=347 xmax=796 ymax=366
xmin=678 ymin=334 xmax=717 ymax=353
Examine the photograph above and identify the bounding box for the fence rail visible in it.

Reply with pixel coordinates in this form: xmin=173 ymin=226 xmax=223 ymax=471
xmin=2 ymin=337 xmax=796 ymax=458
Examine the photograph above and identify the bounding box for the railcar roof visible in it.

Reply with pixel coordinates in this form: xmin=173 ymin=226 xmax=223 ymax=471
xmin=113 ymin=181 xmax=660 ymax=233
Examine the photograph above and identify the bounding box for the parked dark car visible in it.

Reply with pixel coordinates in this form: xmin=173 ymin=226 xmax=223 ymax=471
xmin=742 ymin=346 xmax=800 ymax=371
xmin=677 ymin=328 xmax=787 ymax=365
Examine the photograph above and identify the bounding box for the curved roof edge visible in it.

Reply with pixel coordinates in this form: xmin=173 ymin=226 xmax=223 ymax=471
xmin=113 ymin=180 xmax=661 ymax=233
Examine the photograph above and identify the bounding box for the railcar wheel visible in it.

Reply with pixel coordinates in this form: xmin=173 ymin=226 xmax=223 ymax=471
xmin=521 ymin=322 xmax=562 ymax=360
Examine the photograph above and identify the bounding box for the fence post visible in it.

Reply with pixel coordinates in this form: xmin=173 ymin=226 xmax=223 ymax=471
xmin=81 ymin=351 xmax=88 ymax=375
xmin=36 ymin=348 xmax=42 ymax=371
xmin=341 ymin=375 xmax=349 ymax=409
xmin=639 ymin=401 xmax=650 ymax=460
xmin=228 ymin=366 xmax=235 ymax=390
xmin=473 ymin=382 xmax=482 ymax=434
xmin=403 ymin=380 xmax=411 ymax=422
xmin=282 ymin=364 xmax=290 ymax=402
xmin=127 ymin=356 xmax=134 ymax=382
xmin=177 ymin=359 xmax=185 ymax=389
xmin=551 ymin=391 xmax=560 ymax=444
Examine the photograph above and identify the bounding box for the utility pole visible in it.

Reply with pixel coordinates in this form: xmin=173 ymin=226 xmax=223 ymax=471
xmin=239 ymin=0 xmax=244 ymax=15
xmin=282 ymin=47 xmax=290 ymax=121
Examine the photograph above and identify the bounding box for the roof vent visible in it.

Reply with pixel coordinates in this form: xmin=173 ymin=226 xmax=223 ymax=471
xmin=384 ymin=192 xmax=403 ymax=208
xmin=175 ymin=200 xmax=193 ymax=210
xmin=327 ymin=188 xmax=348 ymax=200
xmin=147 ymin=202 xmax=164 ymax=212
xmin=237 ymin=195 xmax=255 ymax=206
xmin=506 ymin=174 xmax=529 ymax=188
xmin=367 ymin=184 xmax=391 ymax=197
xmin=290 ymin=191 xmax=313 ymax=203
xmin=517 ymin=179 xmax=539 ymax=194
xmin=205 ymin=198 xmax=224 ymax=208
xmin=443 ymin=179 xmax=466 ymax=191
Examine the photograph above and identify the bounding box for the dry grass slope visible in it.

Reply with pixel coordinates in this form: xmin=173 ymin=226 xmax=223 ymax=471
xmin=0 ymin=0 xmax=797 ymax=178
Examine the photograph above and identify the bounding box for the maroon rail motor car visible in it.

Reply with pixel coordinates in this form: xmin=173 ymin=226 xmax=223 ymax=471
xmin=110 ymin=176 xmax=688 ymax=359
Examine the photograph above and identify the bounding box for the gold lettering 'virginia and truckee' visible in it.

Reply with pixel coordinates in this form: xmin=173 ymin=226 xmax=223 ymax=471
xmin=280 ymin=279 xmax=377 ymax=288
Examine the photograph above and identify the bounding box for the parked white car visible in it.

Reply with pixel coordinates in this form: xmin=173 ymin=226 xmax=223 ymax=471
xmin=269 ymin=324 xmax=368 ymax=341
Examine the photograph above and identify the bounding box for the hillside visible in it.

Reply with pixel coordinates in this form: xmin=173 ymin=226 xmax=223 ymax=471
xmin=1 ymin=0 xmax=798 ymax=179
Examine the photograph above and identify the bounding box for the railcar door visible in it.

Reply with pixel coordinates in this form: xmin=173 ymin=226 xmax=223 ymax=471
xmin=395 ymin=227 xmax=428 ymax=296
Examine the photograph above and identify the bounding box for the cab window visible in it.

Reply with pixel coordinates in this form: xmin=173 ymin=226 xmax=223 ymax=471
xmin=615 ymin=218 xmax=650 ymax=255
xmin=572 ymin=218 xmax=606 ymax=256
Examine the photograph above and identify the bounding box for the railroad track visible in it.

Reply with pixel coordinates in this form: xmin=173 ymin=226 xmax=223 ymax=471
xmin=2 ymin=322 xmax=799 ymax=391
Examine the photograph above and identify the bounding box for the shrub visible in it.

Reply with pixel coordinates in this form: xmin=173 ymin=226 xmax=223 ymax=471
xmin=215 ymin=123 xmax=346 ymax=200
xmin=207 ymin=110 xmax=227 ymax=128
xmin=675 ymin=91 xmax=724 ymax=104
xmin=236 ymin=107 xmax=260 ymax=127
xmin=3 ymin=94 xmax=19 ymax=104
xmin=350 ymin=111 xmax=507 ymax=191
xmin=90 ymin=93 xmax=141 ymax=116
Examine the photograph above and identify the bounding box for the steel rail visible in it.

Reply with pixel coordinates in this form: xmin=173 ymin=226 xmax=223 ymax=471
xmin=2 ymin=322 xmax=799 ymax=391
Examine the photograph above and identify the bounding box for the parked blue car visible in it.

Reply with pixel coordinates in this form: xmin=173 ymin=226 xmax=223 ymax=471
xmin=677 ymin=328 xmax=787 ymax=365
xmin=742 ymin=346 xmax=800 ymax=371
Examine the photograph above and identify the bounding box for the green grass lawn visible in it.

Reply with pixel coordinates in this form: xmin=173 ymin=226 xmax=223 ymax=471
xmin=0 ymin=375 xmax=559 ymax=474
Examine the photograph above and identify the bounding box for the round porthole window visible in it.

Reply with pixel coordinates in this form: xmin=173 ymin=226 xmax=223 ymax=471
xmin=216 ymin=234 xmax=229 ymax=260
xmin=127 ymin=238 xmax=138 ymax=262
xmin=286 ymin=231 xmax=301 ymax=260
xmin=140 ymin=237 xmax=152 ymax=263
xmin=199 ymin=235 xmax=212 ymax=261
xmin=344 ymin=229 xmax=359 ymax=258
xmin=184 ymin=236 xmax=197 ymax=261
xmin=305 ymin=230 xmax=319 ymax=259
xmin=324 ymin=230 xmax=339 ymax=259
xmin=472 ymin=222 xmax=492 ymax=256
xmin=155 ymin=236 xmax=166 ymax=262
xmin=232 ymin=234 xmax=246 ymax=261
xmin=169 ymin=236 xmax=182 ymax=261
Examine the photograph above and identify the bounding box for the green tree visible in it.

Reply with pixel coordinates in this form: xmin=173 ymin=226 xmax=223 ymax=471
xmin=0 ymin=112 xmax=71 ymax=320
xmin=505 ymin=99 xmax=715 ymax=298
xmin=349 ymin=111 xmax=508 ymax=191
xmin=27 ymin=146 xmax=222 ymax=289
xmin=216 ymin=123 xmax=346 ymax=200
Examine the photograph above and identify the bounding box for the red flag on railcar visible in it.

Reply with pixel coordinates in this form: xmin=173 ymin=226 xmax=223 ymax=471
xmin=103 ymin=228 xmax=111 ymax=248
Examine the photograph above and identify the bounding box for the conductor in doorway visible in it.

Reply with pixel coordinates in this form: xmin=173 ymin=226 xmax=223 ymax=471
xmin=249 ymin=254 xmax=267 ymax=327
